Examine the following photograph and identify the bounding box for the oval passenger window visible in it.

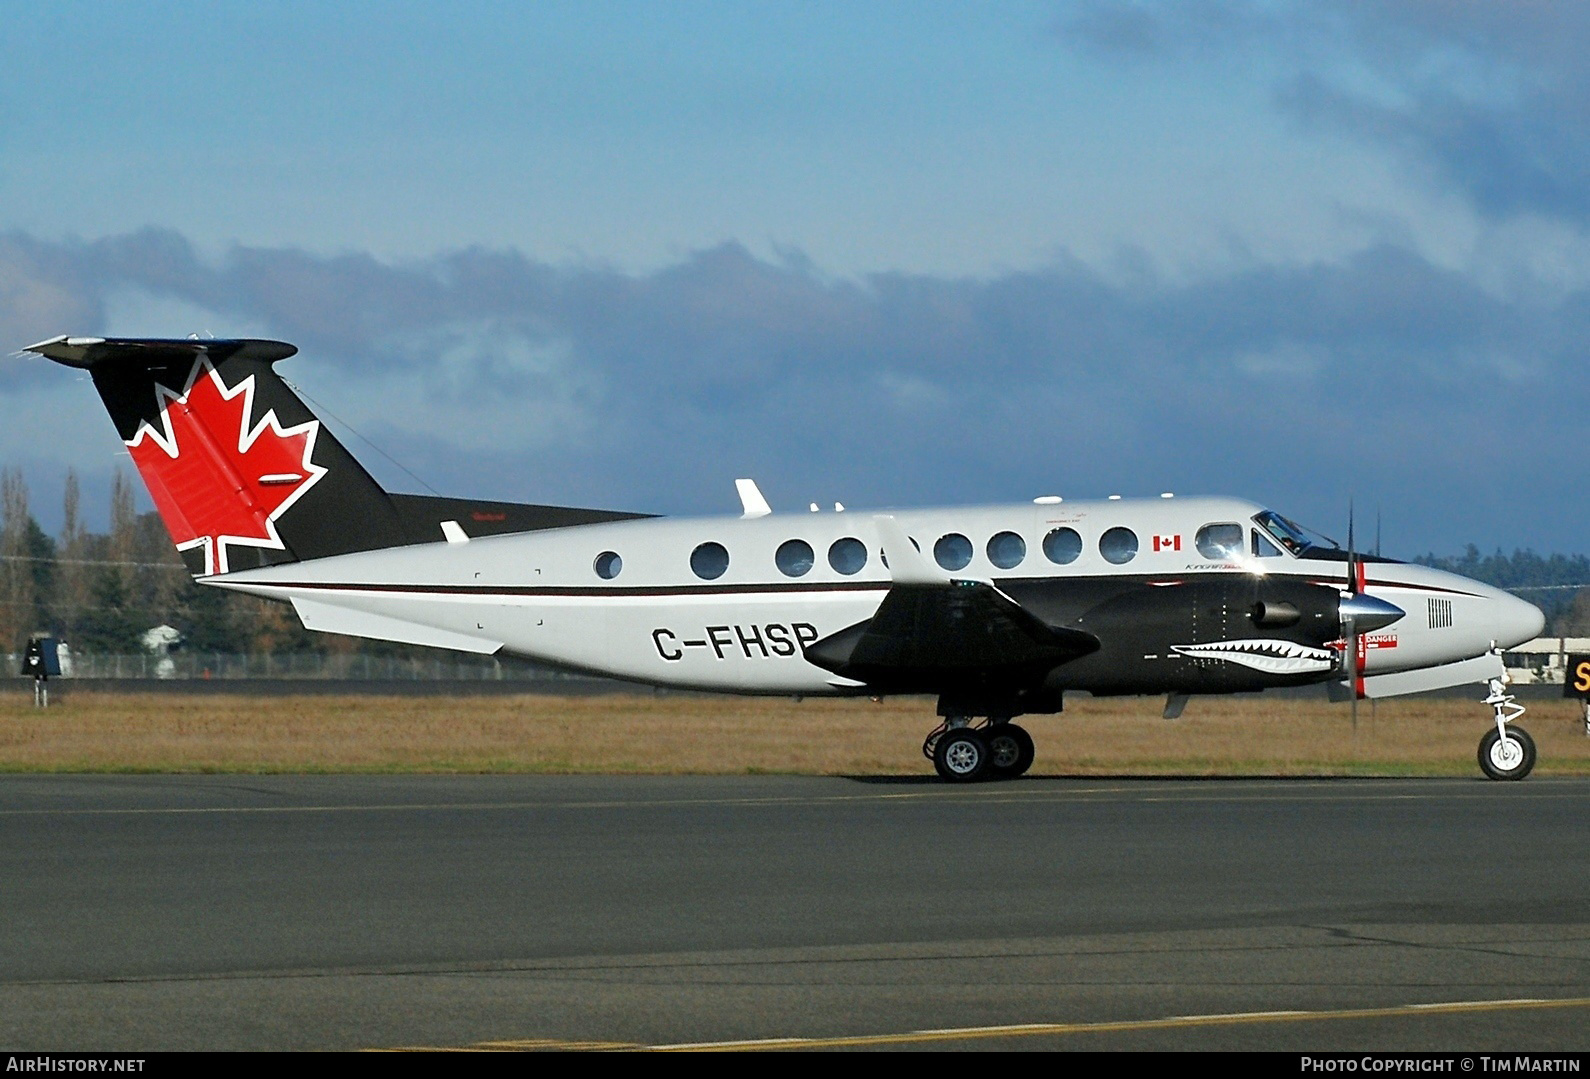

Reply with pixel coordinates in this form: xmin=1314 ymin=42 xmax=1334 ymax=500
xmin=776 ymin=539 xmax=815 ymax=578
xmin=1099 ymin=527 xmax=1138 ymax=565
xmin=1195 ymin=523 xmax=1244 ymax=560
xmin=934 ymin=533 xmax=972 ymax=571
xmin=987 ymin=531 xmax=1026 ymax=569
xmin=690 ymin=542 xmax=730 ymax=580
xmin=828 ymin=537 xmax=868 ymax=575
xmin=1043 ymin=527 xmax=1082 ymax=565
xmin=593 ymin=551 xmax=622 ymax=579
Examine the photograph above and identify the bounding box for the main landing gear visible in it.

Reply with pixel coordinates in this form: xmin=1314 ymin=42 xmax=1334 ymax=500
xmin=924 ymin=718 xmax=1035 ymax=783
xmin=1478 ymin=677 xmax=1535 ymax=781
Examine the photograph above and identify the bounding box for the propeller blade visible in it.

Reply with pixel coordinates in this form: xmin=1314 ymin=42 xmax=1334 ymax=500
xmin=1346 ymin=498 xmax=1360 ymax=595
xmin=1343 ymin=499 xmax=1364 ymax=730
xmin=1344 ymin=613 xmax=1360 ymax=733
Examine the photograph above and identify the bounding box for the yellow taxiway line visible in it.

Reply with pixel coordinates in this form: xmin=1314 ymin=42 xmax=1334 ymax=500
xmin=375 ymin=995 xmax=1590 ymax=1052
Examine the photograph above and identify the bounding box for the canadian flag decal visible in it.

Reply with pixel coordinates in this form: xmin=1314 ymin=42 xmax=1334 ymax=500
xmin=1153 ymin=534 xmax=1181 ymax=552
xmin=125 ymin=357 xmax=327 ymax=575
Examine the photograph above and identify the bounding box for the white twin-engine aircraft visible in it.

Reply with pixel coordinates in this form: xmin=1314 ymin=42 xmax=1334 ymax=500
xmin=26 ymin=335 xmax=1548 ymax=781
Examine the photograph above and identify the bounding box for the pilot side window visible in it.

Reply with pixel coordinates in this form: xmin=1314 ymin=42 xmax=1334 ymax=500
xmin=1252 ymin=530 xmax=1283 ymax=558
xmin=828 ymin=537 xmax=868 ymax=575
xmin=775 ymin=539 xmax=815 ymax=578
xmin=1043 ymin=527 xmax=1083 ymax=565
xmin=987 ymin=531 xmax=1026 ymax=569
xmin=1099 ymin=527 xmax=1138 ymax=565
xmin=690 ymin=542 xmax=730 ymax=580
xmin=1195 ymin=523 xmax=1244 ymax=560
xmin=934 ymin=533 xmax=972 ymax=571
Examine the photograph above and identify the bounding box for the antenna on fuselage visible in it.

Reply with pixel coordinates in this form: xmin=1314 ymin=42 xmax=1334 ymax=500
xmin=736 ymin=478 xmax=772 ymax=519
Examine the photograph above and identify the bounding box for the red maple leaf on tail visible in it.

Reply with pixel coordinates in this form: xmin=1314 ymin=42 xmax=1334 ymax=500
xmin=127 ymin=358 xmax=327 ymax=575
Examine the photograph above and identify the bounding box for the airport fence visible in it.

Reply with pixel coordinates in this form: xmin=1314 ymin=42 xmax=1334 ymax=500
xmin=4 ymin=652 xmax=576 ymax=682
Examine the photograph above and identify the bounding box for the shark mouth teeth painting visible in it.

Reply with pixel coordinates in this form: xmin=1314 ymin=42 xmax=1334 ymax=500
xmin=1170 ymin=639 xmax=1336 ymax=675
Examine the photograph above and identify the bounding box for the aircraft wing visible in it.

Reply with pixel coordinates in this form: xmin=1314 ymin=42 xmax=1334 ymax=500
xmin=803 ymin=579 xmax=1099 ymax=688
xmin=803 ymin=515 xmax=1098 ymax=691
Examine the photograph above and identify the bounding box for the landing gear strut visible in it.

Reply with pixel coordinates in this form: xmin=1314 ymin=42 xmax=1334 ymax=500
xmin=1478 ymin=677 xmax=1535 ymax=781
xmin=924 ymin=717 xmax=1034 ymax=782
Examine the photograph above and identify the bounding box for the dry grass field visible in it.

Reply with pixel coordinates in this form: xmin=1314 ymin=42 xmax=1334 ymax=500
xmin=1 ymin=689 xmax=1588 ymax=776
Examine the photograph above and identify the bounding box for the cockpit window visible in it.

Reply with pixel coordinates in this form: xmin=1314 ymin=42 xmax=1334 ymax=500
xmin=1252 ymin=529 xmax=1283 ymax=558
xmin=1195 ymin=523 xmax=1243 ymax=560
xmin=1253 ymin=511 xmax=1316 ymax=557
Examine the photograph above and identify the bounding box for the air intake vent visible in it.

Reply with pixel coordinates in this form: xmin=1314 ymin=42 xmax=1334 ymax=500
xmin=1428 ymin=597 xmax=1453 ymax=629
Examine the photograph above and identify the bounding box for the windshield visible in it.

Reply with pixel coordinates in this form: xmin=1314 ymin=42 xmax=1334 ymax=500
xmin=1253 ymin=510 xmax=1334 ymax=557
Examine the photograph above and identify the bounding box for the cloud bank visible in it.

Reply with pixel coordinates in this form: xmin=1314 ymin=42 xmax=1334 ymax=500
xmin=1063 ymin=1 xmax=1590 ymax=227
xmin=1 ymin=227 xmax=1584 ymax=555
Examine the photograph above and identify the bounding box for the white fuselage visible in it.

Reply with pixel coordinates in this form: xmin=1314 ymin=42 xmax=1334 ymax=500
xmin=214 ymin=496 xmax=1544 ymax=695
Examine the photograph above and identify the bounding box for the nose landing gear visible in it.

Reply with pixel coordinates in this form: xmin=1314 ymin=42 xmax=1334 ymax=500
xmin=1478 ymin=677 xmax=1535 ymax=781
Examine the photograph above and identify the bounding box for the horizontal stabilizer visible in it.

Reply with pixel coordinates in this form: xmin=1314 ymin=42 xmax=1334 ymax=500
xmin=290 ymin=597 xmax=504 ymax=655
xmin=25 ymin=336 xmax=297 ymax=369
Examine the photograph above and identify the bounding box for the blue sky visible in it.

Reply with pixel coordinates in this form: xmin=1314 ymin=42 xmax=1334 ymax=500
xmin=3 ymin=1 xmax=1587 ymax=556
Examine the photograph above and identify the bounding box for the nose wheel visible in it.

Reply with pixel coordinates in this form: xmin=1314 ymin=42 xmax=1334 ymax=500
xmin=1478 ymin=677 xmax=1535 ymax=781
xmin=1479 ymin=726 xmax=1535 ymax=780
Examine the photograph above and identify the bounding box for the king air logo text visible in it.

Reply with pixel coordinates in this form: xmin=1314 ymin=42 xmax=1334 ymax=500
xmin=126 ymin=358 xmax=327 ymax=575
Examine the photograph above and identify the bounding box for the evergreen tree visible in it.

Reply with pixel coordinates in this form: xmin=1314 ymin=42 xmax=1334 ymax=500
xmin=0 ymin=469 xmax=39 ymax=652
xmin=56 ymin=468 xmax=92 ymax=641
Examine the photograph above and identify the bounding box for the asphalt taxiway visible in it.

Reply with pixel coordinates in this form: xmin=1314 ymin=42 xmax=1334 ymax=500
xmin=1 ymin=774 xmax=1586 ymax=1051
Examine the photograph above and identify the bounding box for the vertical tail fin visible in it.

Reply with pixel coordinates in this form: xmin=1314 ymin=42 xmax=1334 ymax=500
xmin=27 ymin=336 xmax=407 ymax=575
xmin=25 ymin=336 xmax=651 ymax=577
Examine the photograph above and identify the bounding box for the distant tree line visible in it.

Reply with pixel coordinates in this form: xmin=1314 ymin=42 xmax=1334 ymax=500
xmin=0 ymin=468 xmax=337 ymax=656
xmin=5 ymin=466 xmax=1586 ymax=655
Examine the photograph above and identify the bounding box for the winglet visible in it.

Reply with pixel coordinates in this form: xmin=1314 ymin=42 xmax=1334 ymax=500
xmin=873 ymin=515 xmax=948 ymax=585
xmin=736 ymin=478 xmax=772 ymax=519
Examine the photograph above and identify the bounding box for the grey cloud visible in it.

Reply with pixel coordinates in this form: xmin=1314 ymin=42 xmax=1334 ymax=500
xmin=1060 ymin=1 xmax=1590 ymax=225
xmin=0 ymin=228 xmax=1586 ymax=553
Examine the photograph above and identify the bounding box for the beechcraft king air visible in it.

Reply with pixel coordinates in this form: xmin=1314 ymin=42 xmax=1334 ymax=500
xmin=24 ymin=335 xmax=1549 ymax=781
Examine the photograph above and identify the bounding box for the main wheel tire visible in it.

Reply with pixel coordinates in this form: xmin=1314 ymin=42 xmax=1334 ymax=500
xmin=984 ymin=723 xmax=1035 ymax=779
xmin=1478 ymin=726 xmax=1536 ymax=781
xmin=933 ymin=728 xmax=990 ymax=783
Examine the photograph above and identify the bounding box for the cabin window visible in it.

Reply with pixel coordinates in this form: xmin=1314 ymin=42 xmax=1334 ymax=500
xmin=1043 ymin=527 xmax=1083 ymax=565
xmin=1252 ymin=529 xmax=1283 ymax=558
xmin=1099 ymin=527 xmax=1138 ymax=565
xmin=593 ymin=551 xmax=622 ymax=579
xmin=987 ymin=531 xmax=1026 ymax=569
xmin=776 ymin=539 xmax=815 ymax=578
xmin=690 ymin=542 xmax=730 ymax=580
xmin=1195 ymin=523 xmax=1244 ymax=560
xmin=828 ymin=537 xmax=868 ymax=575
xmin=934 ymin=533 xmax=972 ymax=571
